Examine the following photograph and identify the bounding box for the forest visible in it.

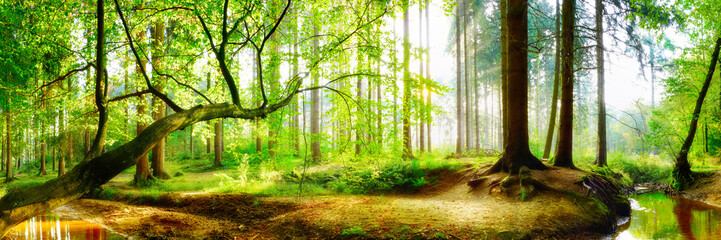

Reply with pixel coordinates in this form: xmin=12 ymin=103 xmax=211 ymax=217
xmin=1 ymin=0 xmax=721 ymax=239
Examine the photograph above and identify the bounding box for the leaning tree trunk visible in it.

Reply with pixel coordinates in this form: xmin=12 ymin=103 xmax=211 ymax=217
xmin=674 ymin=37 xmax=721 ymax=190
xmin=542 ymin=0 xmax=561 ymax=159
xmin=595 ymin=0 xmax=607 ymax=167
xmin=553 ymin=0 xmax=576 ymax=169
xmin=486 ymin=0 xmax=547 ymax=174
xmin=0 ymin=102 xmax=290 ymax=235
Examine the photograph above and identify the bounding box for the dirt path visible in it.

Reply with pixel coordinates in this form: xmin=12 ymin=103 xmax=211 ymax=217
xmin=58 ymin=166 xmax=619 ymax=239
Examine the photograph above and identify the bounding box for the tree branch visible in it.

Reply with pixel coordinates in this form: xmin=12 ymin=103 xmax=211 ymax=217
xmin=113 ymin=0 xmax=184 ymax=113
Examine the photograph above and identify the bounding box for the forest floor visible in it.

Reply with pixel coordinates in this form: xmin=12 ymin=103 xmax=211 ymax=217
xmin=48 ymin=161 xmax=624 ymax=239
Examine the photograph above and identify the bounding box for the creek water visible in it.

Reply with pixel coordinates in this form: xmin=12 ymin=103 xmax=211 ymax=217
xmin=614 ymin=193 xmax=721 ymax=240
xmin=4 ymin=213 xmax=124 ymax=240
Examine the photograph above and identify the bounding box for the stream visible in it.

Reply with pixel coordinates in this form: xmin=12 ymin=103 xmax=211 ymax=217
xmin=614 ymin=193 xmax=721 ymax=239
xmin=4 ymin=213 xmax=124 ymax=240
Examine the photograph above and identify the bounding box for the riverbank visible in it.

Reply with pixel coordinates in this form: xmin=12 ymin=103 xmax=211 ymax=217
xmin=681 ymin=170 xmax=721 ymax=207
xmin=50 ymin=164 xmax=628 ymax=239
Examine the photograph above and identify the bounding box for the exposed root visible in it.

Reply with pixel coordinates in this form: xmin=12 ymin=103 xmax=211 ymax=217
xmin=469 ymin=166 xmax=561 ymax=201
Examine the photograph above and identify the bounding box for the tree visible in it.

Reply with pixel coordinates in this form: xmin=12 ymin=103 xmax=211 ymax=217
xmin=151 ymin=21 xmax=171 ymax=179
xmin=311 ymin=9 xmax=321 ymax=162
xmin=425 ymin=0 xmax=431 ymax=153
xmin=673 ymin=38 xmax=721 ymax=190
xmin=493 ymin=0 xmax=546 ymax=173
xmin=0 ymin=0 xmax=387 ymax=234
xmin=455 ymin=0 xmax=463 ymax=155
xmin=542 ymin=0 xmax=561 ymax=159
xmin=402 ymin=0 xmax=414 ymax=159
xmin=553 ymin=0 xmax=576 ymax=169
xmin=595 ymin=0 xmax=607 ymax=167
xmin=134 ymin=26 xmax=153 ymax=185
xmin=419 ymin=2 xmax=425 ymax=153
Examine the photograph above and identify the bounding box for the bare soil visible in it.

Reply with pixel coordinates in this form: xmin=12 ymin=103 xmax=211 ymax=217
xmin=56 ymin=165 xmax=621 ymax=239
xmin=683 ymin=170 xmax=721 ymax=207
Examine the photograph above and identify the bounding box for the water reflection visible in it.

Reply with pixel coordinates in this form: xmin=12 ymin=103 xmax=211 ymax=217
xmin=615 ymin=193 xmax=721 ymax=240
xmin=4 ymin=214 xmax=124 ymax=240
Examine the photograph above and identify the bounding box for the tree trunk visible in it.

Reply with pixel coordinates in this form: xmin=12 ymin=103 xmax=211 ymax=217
xmin=5 ymin=115 xmax=12 ymax=182
xmin=151 ymin=21 xmax=170 ymax=179
xmin=674 ymin=37 xmax=721 ymax=190
xmin=595 ymin=0 xmax=607 ymax=167
xmin=0 ymin=102 xmax=296 ymax=235
xmin=542 ymin=0 xmax=561 ymax=159
xmin=214 ymin=120 xmax=223 ymax=167
xmin=463 ymin=0 xmax=471 ymax=152
xmin=474 ymin=23 xmax=480 ymax=153
xmin=84 ymin=129 xmax=90 ymax=155
xmin=311 ymin=13 xmax=321 ymax=162
xmin=189 ymin=125 xmax=194 ymax=158
xmin=500 ymin=0 xmax=509 ymax=149
xmin=425 ymin=0 xmax=431 ymax=153
xmin=133 ymin=21 xmax=153 ymax=185
xmin=554 ymin=0 xmax=576 ymax=169
xmin=40 ymin=132 xmax=47 ymax=176
xmin=58 ymin=109 xmax=66 ymax=176
xmin=419 ymin=2 xmax=425 ymax=154
xmin=455 ymin=0 xmax=464 ymax=155
xmin=402 ymin=0 xmax=414 ymax=159
xmin=488 ymin=0 xmax=546 ymax=174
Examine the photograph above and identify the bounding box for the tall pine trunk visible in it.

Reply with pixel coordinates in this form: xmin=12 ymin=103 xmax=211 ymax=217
xmin=554 ymin=0 xmax=576 ymax=168
xmin=425 ymin=0 xmax=432 ymax=153
xmin=500 ymin=0 xmax=509 ymax=149
xmin=487 ymin=0 xmax=546 ymax=174
xmin=542 ymin=0 xmax=561 ymax=159
xmin=595 ymin=0 xmax=607 ymax=167
xmin=455 ymin=0 xmax=463 ymax=155
xmin=402 ymin=0 xmax=414 ymax=159
xmin=311 ymin=11 xmax=321 ymax=162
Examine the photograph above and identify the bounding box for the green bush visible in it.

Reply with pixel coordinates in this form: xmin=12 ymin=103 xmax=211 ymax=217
xmin=609 ymin=152 xmax=672 ymax=183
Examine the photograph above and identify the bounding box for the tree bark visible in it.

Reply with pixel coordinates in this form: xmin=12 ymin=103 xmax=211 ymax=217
xmin=4 ymin=115 xmax=12 ymax=182
xmin=133 ymin=21 xmax=153 ymax=185
xmin=189 ymin=125 xmax=194 ymax=158
xmin=151 ymin=21 xmax=170 ymax=179
xmin=419 ymin=2 xmax=425 ymax=153
xmin=595 ymin=0 xmax=607 ymax=167
xmin=311 ymin=12 xmax=321 ymax=162
xmin=402 ymin=0 xmax=414 ymax=159
xmin=542 ymin=0 xmax=561 ymax=159
xmin=488 ymin=0 xmax=546 ymax=174
xmin=455 ymin=0 xmax=463 ymax=155
xmin=214 ymin=120 xmax=223 ymax=167
xmin=674 ymin=37 xmax=721 ymax=190
xmin=554 ymin=0 xmax=576 ymax=169
xmin=500 ymin=0 xmax=509 ymax=150
xmin=58 ymin=109 xmax=66 ymax=176
xmin=425 ymin=0 xmax=431 ymax=153
xmin=463 ymin=0 xmax=471 ymax=152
